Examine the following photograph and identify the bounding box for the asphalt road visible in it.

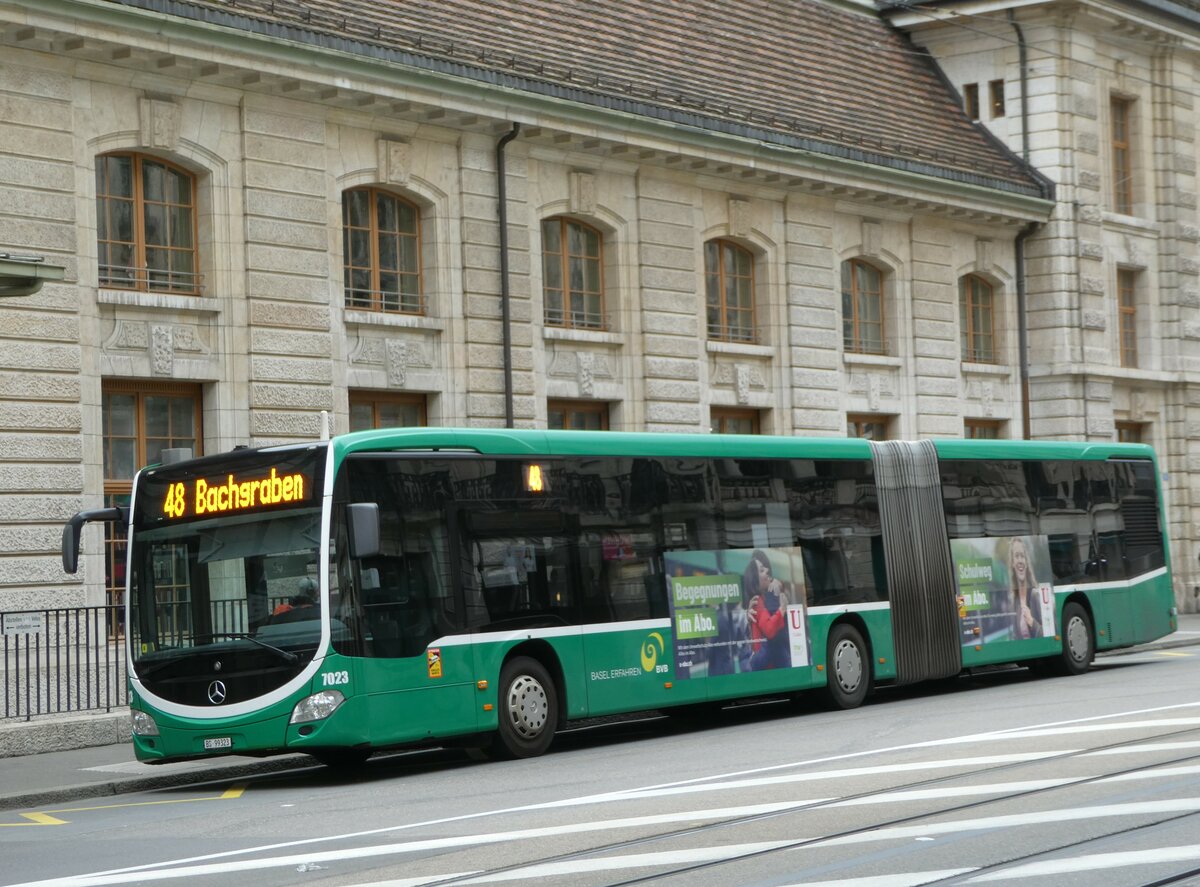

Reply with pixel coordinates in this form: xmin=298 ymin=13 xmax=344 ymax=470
xmin=3 ymin=648 xmax=1200 ymax=887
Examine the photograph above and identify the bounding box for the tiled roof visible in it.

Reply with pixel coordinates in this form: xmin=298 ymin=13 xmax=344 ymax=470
xmin=112 ymin=0 xmax=1046 ymax=196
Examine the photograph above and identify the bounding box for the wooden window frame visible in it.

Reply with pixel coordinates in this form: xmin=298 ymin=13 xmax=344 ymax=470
xmin=542 ymin=217 xmax=606 ymax=330
xmin=842 ymin=258 xmax=886 ymax=355
xmin=963 ymin=83 xmax=980 ymax=121
xmin=96 ymin=152 xmax=200 ymax=294
xmin=964 ymin=419 xmax=1003 ymax=440
xmin=1117 ymin=268 xmax=1138 ymax=368
xmin=343 ymin=186 xmax=424 ymax=314
xmin=960 ymin=274 xmax=996 ymax=363
xmin=101 ymin=381 xmax=203 ymax=614
xmin=711 ymin=407 xmax=761 ymax=435
xmin=847 ymin=413 xmax=890 ymax=440
xmin=989 ymin=80 xmax=1006 ymax=118
xmin=704 ymin=239 xmax=756 ymax=343
xmin=348 ymin=391 xmax=428 ymax=430
xmin=547 ymin=399 xmax=610 ymax=430
xmin=1111 ymin=97 xmax=1134 ymax=215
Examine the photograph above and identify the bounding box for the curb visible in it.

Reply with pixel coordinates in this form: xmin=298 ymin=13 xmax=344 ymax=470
xmin=0 ymin=712 xmax=131 ymax=759
xmin=0 ymin=754 xmax=316 ymax=812
xmin=1099 ymin=634 xmax=1200 ymax=656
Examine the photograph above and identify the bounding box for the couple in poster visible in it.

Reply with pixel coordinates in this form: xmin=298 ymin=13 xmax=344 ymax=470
xmin=667 ymin=547 xmax=810 ymax=678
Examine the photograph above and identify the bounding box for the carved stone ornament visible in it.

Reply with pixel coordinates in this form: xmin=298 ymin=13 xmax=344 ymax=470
xmin=735 ymin=364 xmax=751 ymax=404
xmin=151 ymin=325 xmax=174 ymax=375
xmin=569 ymin=171 xmax=596 ymax=215
xmin=577 ymin=352 xmax=596 ymax=398
xmin=975 ymin=238 xmax=993 ymax=271
xmin=377 ymin=138 xmax=411 ymax=186
xmin=1082 ymin=310 xmax=1107 ymax=331
xmin=105 ymin=320 xmax=149 ymax=351
xmin=1130 ymin=390 xmax=1145 ymax=421
xmin=139 ymin=98 xmax=180 ymax=151
xmin=386 ymin=339 xmax=409 ymax=387
xmin=729 ymin=198 xmax=751 ymax=239
xmin=862 ymin=219 xmax=882 ymax=259
xmin=868 ymin=373 xmax=881 ymax=411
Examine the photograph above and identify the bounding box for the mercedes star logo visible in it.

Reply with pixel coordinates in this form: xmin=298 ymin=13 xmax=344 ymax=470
xmin=207 ymin=680 xmax=227 ymax=705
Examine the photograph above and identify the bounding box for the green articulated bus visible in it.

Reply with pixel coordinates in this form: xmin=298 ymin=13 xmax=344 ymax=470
xmin=62 ymin=429 xmax=1177 ymax=765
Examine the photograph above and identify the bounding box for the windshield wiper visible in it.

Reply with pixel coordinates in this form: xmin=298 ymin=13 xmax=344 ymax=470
xmin=212 ymin=632 xmax=299 ymax=664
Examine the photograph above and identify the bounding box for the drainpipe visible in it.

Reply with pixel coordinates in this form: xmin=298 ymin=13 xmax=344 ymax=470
xmin=1015 ymin=222 xmax=1037 ymax=440
xmin=496 ymin=122 xmax=521 ymax=429
xmin=1010 ymin=10 xmax=1035 ymax=440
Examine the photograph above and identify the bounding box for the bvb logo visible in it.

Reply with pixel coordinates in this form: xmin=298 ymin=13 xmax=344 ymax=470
xmin=640 ymin=632 xmax=665 ymax=672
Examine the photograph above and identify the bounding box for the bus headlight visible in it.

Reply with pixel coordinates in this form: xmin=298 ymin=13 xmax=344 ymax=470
xmin=131 ymin=710 xmax=160 ymax=736
xmin=290 ymin=690 xmax=345 ymax=724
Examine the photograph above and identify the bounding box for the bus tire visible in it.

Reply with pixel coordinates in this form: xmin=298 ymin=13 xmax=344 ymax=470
xmin=493 ymin=656 xmax=557 ymax=759
xmin=1057 ymin=601 xmax=1094 ymax=676
xmin=824 ymin=623 xmax=871 ymax=710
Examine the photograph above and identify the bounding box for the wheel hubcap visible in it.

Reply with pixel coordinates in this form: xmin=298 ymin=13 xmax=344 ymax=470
xmin=506 ymin=674 xmax=548 ymax=739
xmin=833 ymin=639 xmax=863 ymax=693
xmin=1066 ymin=615 xmax=1089 ymax=662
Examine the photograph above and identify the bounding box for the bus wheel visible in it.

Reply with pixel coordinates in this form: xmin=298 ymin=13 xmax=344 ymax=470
xmin=1057 ymin=602 xmax=1094 ymax=675
xmin=825 ymin=623 xmax=870 ymax=710
xmin=493 ymin=657 xmax=558 ymax=759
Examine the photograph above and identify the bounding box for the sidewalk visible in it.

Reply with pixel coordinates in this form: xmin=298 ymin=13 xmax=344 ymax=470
xmin=1 ymin=614 xmax=1197 ymax=812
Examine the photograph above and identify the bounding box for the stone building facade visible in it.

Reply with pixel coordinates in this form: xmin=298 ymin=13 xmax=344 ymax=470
xmin=889 ymin=0 xmax=1200 ymax=612
xmin=0 ymin=0 xmax=1193 ymax=613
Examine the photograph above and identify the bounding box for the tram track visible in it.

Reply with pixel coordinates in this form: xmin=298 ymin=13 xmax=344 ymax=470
xmin=410 ymin=723 xmax=1200 ymax=887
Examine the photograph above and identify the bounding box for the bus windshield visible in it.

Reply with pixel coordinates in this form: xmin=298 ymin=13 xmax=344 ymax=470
xmin=127 ymin=446 xmax=327 ymax=707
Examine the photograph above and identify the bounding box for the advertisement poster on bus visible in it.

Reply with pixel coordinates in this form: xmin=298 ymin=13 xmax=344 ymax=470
xmin=951 ymin=534 xmax=1056 ymax=646
xmin=664 ymin=546 xmax=810 ymax=679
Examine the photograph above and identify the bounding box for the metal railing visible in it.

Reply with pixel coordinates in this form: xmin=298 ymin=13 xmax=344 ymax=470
xmin=2 ymin=607 xmax=128 ymax=721
xmin=99 ymin=264 xmax=204 ymax=295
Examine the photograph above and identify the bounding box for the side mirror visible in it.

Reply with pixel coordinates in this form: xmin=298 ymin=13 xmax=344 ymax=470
xmin=62 ymin=507 xmax=127 ymax=574
xmin=345 ymin=502 xmax=381 ymax=560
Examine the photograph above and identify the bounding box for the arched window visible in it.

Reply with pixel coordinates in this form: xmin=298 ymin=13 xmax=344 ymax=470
xmin=343 ymin=187 xmax=422 ymax=313
xmin=960 ymin=274 xmax=995 ymax=363
xmin=841 ymin=259 xmax=884 ymax=354
xmin=705 ymin=239 xmax=755 ymax=343
xmin=542 ymin=217 xmax=604 ymax=329
xmin=96 ymin=153 xmax=199 ymax=293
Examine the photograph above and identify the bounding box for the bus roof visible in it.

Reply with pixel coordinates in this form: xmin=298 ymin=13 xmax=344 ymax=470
xmin=328 ymin=427 xmax=1158 ymax=465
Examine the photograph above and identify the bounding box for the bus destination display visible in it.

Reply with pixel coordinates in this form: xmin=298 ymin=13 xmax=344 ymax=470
xmin=161 ymin=466 xmax=311 ymax=520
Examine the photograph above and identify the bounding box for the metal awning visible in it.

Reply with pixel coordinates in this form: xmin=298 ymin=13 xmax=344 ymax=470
xmin=0 ymin=253 xmax=65 ymax=298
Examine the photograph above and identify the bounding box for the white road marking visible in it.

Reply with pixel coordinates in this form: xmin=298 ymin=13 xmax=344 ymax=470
xmin=22 ymin=702 xmax=1200 ymax=886
xmin=1085 ymin=740 xmax=1200 ymax=755
xmin=16 ymin=794 xmax=1200 ymax=887
xmin=968 ymin=843 xmax=1200 ymax=881
xmin=991 ymin=716 xmax=1200 ymax=740
xmin=780 ymin=871 xmax=976 ymax=887
xmin=571 ymin=752 xmax=1071 ymax=805
xmin=0 ymin=804 xmax=814 ymax=887
xmin=453 ymin=842 xmax=794 ymax=884
xmin=816 ymin=798 xmax=1200 ymax=848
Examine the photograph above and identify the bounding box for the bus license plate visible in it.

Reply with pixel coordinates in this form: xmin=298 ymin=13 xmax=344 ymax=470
xmin=203 ymin=737 xmax=232 ymax=750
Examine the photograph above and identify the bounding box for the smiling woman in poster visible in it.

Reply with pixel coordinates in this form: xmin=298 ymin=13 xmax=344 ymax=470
xmin=743 ymin=549 xmax=792 ymax=669
xmin=1009 ymin=537 xmax=1049 ymax=639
